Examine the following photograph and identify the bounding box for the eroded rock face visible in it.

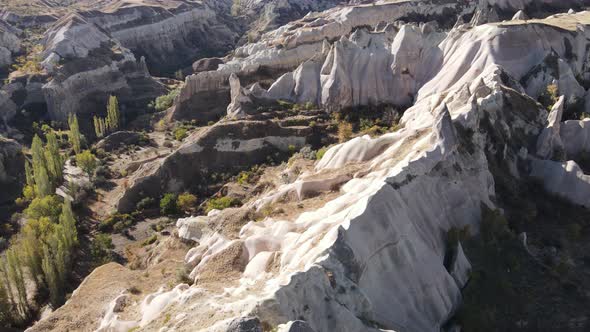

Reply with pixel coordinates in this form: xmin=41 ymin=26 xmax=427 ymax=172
xmin=28 ymin=6 xmax=590 ymax=332
xmin=0 ymin=20 xmax=20 ymax=71
xmin=80 ymin=0 xmax=240 ymax=76
xmin=40 ymin=14 xmax=165 ymax=128
xmin=0 ymin=136 xmax=24 ymax=217
xmin=172 ymin=0 xmax=473 ymax=121
xmin=116 ymin=120 xmax=312 ymax=212
xmin=95 ymin=131 xmax=145 ymax=152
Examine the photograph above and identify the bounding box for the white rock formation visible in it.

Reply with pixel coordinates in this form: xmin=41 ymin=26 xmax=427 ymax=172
xmin=536 ymin=95 xmax=565 ymax=159
xmin=229 ymin=11 xmax=590 ymax=119
xmin=530 ymin=159 xmax=590 ymax=208
xmin=560 ymin=118 xmax=590 ymax=157
xmin=40 ymin=14 xmax=164 ymax=122
xmin=97 ymin=64 xmax=550 ymax=331
xmin=173 ymin=0 xmax=473 ymax=120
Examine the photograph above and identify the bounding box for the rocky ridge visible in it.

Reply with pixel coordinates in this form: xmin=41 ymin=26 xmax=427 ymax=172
xmin=28 ymin=7 xmax=590 ymax=332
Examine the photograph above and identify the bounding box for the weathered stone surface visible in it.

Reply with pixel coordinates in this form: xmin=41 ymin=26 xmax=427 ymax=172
xmin=116 ymin=120 xmax=311 ymax=212
xmin=450 ymin=242 xmax=472 ymax=288
xmin=0 ymin=19 xmax=20 ymax=69
xmin=40 ymin=14 xmax=165 ymax=128
xmin=28 ymin=4 xmax=590 ymax=332
xmin=560 ymin=118 xmax=590 ymax=158
xmin=95 ymin=131 xmax=145 ymax=152
xmin=0 ymin=136 xmax=24 ymax=216
xmin=193 ymin=57 xmax=224 ymax=73
xmin=536 ymin=96 xmax=565 ymax=159
xmin=530 ymin=159 xmax=590 ymax=208
xmin=173 ymin=0 xmax=473 ymax=121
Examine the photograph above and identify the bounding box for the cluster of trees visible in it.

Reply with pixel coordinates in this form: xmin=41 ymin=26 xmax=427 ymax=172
xmin=0 ymin=198 xmax=78 ymax=326
xmin=0 ymin=124 xmax=81 ymax=327
xmin=22 ymin=133 xmax=65 ymax=200
xmin=94 ymin=96 xmax=121 ymax=138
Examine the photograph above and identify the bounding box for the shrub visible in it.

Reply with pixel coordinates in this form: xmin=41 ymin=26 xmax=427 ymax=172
xmin=539 ymin=83 xmax=559 ymax=110
xmin=176 ymin=266 xmax=193 ymax=285
xmin=136 ymin=197 xmax=156 ymax=211
xmin=177 ymin=193 xmax=197 ymax=213
xmin=174 ymin=127 xmax=188 ymax=141
xmin=277 ymin=100 xmax=294 ymax=109
xmin=315 ymin=147 xmax=328 ymax=160
xmin=160 ymin=193 xmax=178 ymax=215
xmin=91 ymin=233 xmax=114 ymax=265
xmin=480 ymin=206 xmax=511 ymax=244
xmin=141 ymin=234 xmax=158 ymax=247
xmin=98 ymin=213 xmax=135 ymax=233
xmin=205 ymin=196 xmax=241 ymax=213
xmin=154 ymin=89 xmax=180 ymax=112
xmin=288 ymin=145 xmax=297 ymax=155
xmin=237 ymin=170 xmax=254 ymax=185
xmin=24 ymin=195 xmax=62 ymax=222
xmin=76 ymin=150 xmax=97 ymax=177
xmin=338 ymin=122 xmax=353 ymax=143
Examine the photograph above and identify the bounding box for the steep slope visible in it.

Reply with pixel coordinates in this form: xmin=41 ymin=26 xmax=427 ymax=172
xmin=23 ymin=5 xmax=590 ymax=332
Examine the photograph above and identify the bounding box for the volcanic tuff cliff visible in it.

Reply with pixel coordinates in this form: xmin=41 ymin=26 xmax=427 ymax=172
xmin=0 ymin=0 xmax=587 ymax=331
xmin=22 ymin=2 xmax=590 ymax=332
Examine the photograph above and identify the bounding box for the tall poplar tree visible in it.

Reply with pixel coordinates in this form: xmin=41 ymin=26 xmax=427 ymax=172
xmin=68 ymin=114 xmax=82 ymax=154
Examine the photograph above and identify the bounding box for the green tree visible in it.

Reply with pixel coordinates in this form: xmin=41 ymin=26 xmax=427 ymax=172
xmin=4 ymin=248 xmax=29 ymax=318
xmin=24 ymin=195 xmax=62 ymax=222
xmin=76 ymin=150 xmax=97 ymax=177
xmin=91 ymin=233 xmax=114 ymax=266
xmin=24 ymin=159 xmax=34 ymax=187
xmin=0 ymin=276 xmax=15 ymax=326
xmin=45 ymin=131 xmax=64 ymax=184
xmin=31 ymin=135 xmax=52 ymax=197
xmin=68 ymin=114 xmax=82 ymax=154
xmin=177 ymin=193 xmax=197 ymax=213
xmin=107 ymin=95 xmax=120 ymax=132
xmin=160 ymin=193 xmax=178 ymax=215
xmin=58 ymin=200 xmax=78 ymax=268
xmin=41 ymin=241 xmax=63 ymax=307
xmin=93 ymin=116 xmax=104 ymax=138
